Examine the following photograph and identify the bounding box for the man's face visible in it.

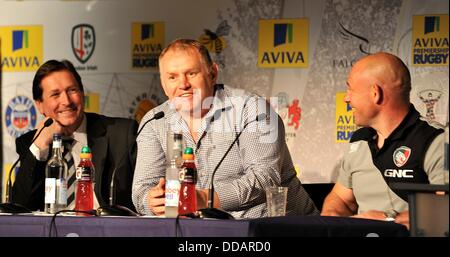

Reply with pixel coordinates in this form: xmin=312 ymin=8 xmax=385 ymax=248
xmin=35 ymin=70 xmax=84 ymax=131
xmin=159 ymin=48 xmax=217 ymax=118
xmin=345 ymin=66 xmax=377 ymax=127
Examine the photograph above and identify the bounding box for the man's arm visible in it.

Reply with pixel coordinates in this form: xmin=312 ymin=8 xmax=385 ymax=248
xmin=132 ymin=111 xmax=167 ymax=215
xmin=11 ymin=132 xmax=47 ymax=211
xmin=321 ymin=182 xmax=358 ymax=216
xmin=321 ymin=183 xmax=392 ymax=221
xmin=423 ymin=132 xmax=445 ymax=184
xmin=212 ymin=97 xmax=308 ymax=213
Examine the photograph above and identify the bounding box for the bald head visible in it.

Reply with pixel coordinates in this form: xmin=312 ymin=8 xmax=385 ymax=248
xmin=351 ymin=52 xmax=411 ymax=103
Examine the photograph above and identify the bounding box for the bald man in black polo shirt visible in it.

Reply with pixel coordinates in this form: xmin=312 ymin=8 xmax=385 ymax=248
xmin=321 ymin=52 xmax=445 ymax=229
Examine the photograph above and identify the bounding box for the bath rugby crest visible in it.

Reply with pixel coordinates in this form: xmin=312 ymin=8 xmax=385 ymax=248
xmin=5 ymin=95 xmax=37 ymax=138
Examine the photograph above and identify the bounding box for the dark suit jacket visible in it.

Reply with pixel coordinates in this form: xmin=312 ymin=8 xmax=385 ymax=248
xmin=11 ymin=112 xmax=138 ymax=212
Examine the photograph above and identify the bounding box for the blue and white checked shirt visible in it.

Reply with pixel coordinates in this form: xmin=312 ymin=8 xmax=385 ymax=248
xmin=132 ymin=84 xmax=318 ymax=218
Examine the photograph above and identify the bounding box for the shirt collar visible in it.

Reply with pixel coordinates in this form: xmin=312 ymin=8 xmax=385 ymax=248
xmin=386 ymin=104 xmax=420 ymax=141
xmin=202 ymin=84 xmax=232 ymax=121
xmin=164 ymin=84 xmax=230 ymax=128
xmin=362 ymin=104 xmax=420 ymax=143
xmin=72 ymin=113 xmax=88 ymax=146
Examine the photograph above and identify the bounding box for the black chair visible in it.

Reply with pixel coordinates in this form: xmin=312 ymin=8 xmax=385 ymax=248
xmin=302 ymin=183 xmax=334 ymax=212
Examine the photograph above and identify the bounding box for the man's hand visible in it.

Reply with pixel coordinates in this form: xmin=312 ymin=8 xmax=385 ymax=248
xmin=352 ymin=210 xmax=409 ymax=229
xmin=196 ymin=189 xmax=208 ymax=209
xmin=394 ymin=211 xmax=410 ymax=229
xmin=147 ymin=178 xmax=166 ymax=216
xmin=352 ymin=210 xmax=387 ymax=221
xmin=196 ymin=189 xmax=220 ymax=209
xmin=33 ymin=117 xmax=73 ymax=150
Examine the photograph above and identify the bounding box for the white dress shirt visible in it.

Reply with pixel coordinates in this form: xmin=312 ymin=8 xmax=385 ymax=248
xmin=29 ymin=114 xmax=100 ymax=209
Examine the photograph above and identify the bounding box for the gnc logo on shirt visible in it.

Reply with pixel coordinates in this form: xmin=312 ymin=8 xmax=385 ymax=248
xmin=393 ymin=146 xmax=412 ymax=167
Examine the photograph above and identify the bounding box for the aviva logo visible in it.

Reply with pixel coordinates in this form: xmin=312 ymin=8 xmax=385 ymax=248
xmin=258 ymin=19 xmax=308 ymax=68
xmin=0 ymin=25 xmax=43 ymax=72
xmin=425 ymin=16 xmax=440 ymax=34
xmin=141 ymin=24 xmax=154 ymax=40
xmin=412 ymin=14 xmax=449 ymax=66
xmin=131 ymin=22 xmax=165 ymax=69
xmin=13 ymin=30 xmax=29 ymax=51
xmin=274 ymin=23 xmax=293 ymax=47
xmin=336 ymin=92 xmax=357 ymax=143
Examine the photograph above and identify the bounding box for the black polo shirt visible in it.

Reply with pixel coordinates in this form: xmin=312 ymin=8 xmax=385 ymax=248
xmin=350 ymin=105 xmax=444 ymax=201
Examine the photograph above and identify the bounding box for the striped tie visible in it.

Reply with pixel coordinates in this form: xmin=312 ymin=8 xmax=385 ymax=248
xmin=63 ymin=139 xmax=76 ymax=210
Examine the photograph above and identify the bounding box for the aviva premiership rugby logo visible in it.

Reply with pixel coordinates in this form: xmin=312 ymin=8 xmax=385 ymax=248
xmin=71 ymin=24 xmax=95 ymax=64
xmin=5 ymin=95 xmax=37 ymax=138
xmin=393 ymin=146 xmax=412 ymax=167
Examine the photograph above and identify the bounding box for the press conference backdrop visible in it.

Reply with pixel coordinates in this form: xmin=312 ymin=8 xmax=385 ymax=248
xmin=1 ymin=0 xmax=448 ymax=201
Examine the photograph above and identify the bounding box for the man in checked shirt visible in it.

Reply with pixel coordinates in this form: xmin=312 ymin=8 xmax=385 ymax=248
xmin=132 ymin=39 xmax=318 ymax=218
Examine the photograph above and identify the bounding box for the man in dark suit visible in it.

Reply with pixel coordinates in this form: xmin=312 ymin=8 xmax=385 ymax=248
xmin=11 ymin=59 xmax=138 ymax=212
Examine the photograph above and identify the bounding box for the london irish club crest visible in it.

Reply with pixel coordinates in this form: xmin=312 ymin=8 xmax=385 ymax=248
xmin=71 ymin=24 xmax=95 ymax=64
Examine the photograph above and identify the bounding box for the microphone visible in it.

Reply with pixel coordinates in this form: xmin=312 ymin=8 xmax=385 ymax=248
xmin=137 ymin=111 xmax=165 ymax=135
xmin=97 ymin=111 xmax=164 ymax=216
xmin=193 ymin=113 xmax=267 ymax=219
xmin=0 ymin=118 xmax=53 ymax=213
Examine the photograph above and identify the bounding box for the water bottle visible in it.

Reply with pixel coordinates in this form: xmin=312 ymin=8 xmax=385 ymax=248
xmin=44 ymin=133 xmax=68 ymax=214
xmin=165 ymin=132 xmax=183 ymax=218
xmin=178 ymin=147 xmax=198 ymax=215
xmin=75 ymin=146 xmax=95 ymax=215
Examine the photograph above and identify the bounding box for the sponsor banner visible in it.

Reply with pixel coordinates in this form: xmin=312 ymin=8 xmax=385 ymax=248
xmin=271 ymin=92 xmax=300 ymax=152
xmin=5 ymin=95 xmax=37 ymax=138
xmin=71 ymin=23 xmax=98 ymax=71
xmin=335 ymin=92 xmax=357 ymax=143
xmin=84 ymin=92 xmax=100 ymax=113
xmin=198 ymin=20 xmax=231 ymax=67
xmin=72 ymin=24 xmax=96 ymax=64
xmin=128 ymin=92 xmax=162 ymax=123
xmin=131 ymin=22 xmax=164 ymax=69
xmin=0 ymin=25 xmax=43 ymax=72
xmin=412 ymin=14 xmax=449 ymax=66
xmin=258 ymin=19 xmax=308 ymax=68
xmin=2 ymin=164 xmax=16 ymax=202
xmin=417 ymin=88 xmax=444 ymax=121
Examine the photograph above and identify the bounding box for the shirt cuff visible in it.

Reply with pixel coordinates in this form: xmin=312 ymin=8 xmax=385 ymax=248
xmin=215 ymin=184 xmax=239 ymax=211
xmin=29 ymin=143 xmax=49 ymax=161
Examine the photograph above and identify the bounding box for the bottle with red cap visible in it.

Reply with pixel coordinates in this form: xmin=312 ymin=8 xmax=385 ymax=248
xmin=178 ymin=147 xmax=198 ymax=215
xmin=75 ymin=146 xmax=95 ymax=215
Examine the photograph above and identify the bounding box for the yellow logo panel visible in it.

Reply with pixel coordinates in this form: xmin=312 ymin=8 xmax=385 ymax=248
xmin=336 ymin=92 xmax=357 ymax=143
xmin=412 ymin=14 xmax=449 ymax=66
xmin=2 ymin=164 xmax=15 ymax=202
xmin=258 ymin=19 xmax=309 ymax=68
xmin=84 ymin=92 xmax=100 ymax=113
xmin=0 ymin=25 xmax=43 ymax=72
xmin=131 ymin=22 xmax=165 ymax=69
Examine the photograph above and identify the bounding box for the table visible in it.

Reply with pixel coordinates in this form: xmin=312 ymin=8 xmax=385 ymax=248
xmin=0 ymin=214 xmax=409 ymax=237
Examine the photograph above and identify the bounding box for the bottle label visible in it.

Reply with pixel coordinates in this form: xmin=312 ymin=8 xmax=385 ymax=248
xmin=180 ymin=167 xmax=197 ymax=183
xmin=76 ymin=166 xmax=93 ymax=181
xmin=174 ymin=140 xmax=182 ymax=151
xmin=165 ymin=179 xmax=180 ymax=207
xmin=57 ymin=179 xmax=67 ymax=205
xmin=45 ymin=178 xmax=56 ymax=204
xmin=53 ymin=140 xmax=62 ymax=149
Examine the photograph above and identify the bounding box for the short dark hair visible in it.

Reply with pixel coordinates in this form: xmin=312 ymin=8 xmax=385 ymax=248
xmin=32 ymin=59 xmax=84 ymax=101
xmin=159 ymin=38 xmax=214 ymax=69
